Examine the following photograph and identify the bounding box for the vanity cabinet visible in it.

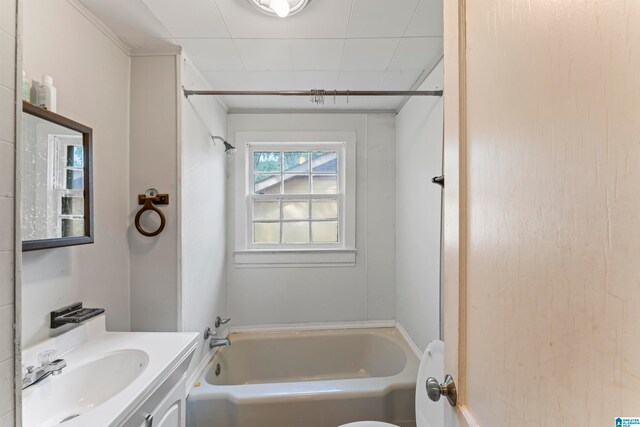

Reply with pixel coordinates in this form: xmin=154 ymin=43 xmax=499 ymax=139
xmin=138 ymin=376 xmax=186 ymax=427
xmin=122 ymin=342 xmax=194 ymax=427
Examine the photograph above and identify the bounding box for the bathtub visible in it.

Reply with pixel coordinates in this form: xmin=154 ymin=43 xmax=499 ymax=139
xmin=187 ymin=328 xmax=419 ymax=427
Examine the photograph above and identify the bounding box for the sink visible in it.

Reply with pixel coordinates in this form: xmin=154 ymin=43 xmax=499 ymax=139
xmin=23 ymin=349 xmax=149 ymax=426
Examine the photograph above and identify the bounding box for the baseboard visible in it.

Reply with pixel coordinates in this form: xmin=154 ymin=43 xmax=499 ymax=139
xmin=395 ymin=321 xmax=423 ymax=358
xmin=230 ymin=320 xmax=396 ymax=334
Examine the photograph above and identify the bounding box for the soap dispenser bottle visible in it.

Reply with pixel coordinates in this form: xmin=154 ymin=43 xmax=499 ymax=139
xmin=22 ymin=71 xmax=30 ymax=102
xmin=37 ymin=75 xmax=57 ymax=112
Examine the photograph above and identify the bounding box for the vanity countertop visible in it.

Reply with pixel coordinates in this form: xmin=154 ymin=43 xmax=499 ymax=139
xmin=22 ymin=315 xmax=198 ymax=427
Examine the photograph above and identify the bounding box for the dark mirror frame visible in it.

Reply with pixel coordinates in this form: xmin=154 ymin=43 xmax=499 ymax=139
xmin=22 ymin=101 xmax=94 ymax=251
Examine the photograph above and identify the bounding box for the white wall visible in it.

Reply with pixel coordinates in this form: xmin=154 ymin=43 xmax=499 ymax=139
xmin=128 ymin=53 xmax=179 ymax=332
xmin=227 ymin=113 xmax=396 ymax=327
xmin=21 ymin=0 xmax=131 ymax=347
xmin=0 ymin=0 xmax=17 ymax=423
xmin=395 ymin=62 xmax=443 ymax=352
xmin=180 ymin=56 xmax=228 ymax=378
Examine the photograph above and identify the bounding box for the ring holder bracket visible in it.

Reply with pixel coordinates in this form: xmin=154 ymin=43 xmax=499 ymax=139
xmin=135 ymin=188 xmax=169 ymax=237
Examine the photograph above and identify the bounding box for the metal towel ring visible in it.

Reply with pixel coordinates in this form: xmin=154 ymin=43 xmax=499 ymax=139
xmin=135 ymin=189 xmax=169 ymax=237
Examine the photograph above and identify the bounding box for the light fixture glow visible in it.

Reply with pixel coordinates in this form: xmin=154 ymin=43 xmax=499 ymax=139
xmin=247 ymin=0 xmax=311 ymax=18
xmin=269 ymin=0 xmax=290 ymax=17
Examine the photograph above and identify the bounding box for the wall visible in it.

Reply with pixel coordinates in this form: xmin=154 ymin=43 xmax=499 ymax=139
xmin=129 ymin=53 xmax=179 ymax=332
xmin=455 ymin=0 xmax=640 ymax=424
xmin=21 ymin=0 xmax=131 ymax=347
xmin=0 ymin=0 xmax=17 ymax=423
xmin=396 ymin=62 xmax=443 ymax=352
xmin=227 ymin=113 xmax=396 ymax=327
xmin=180 ymin=55 xmax=228 ymax=379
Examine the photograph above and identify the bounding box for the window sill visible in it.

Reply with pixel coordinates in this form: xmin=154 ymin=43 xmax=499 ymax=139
xmin=233 ymin=249 xmax=357 ymax=268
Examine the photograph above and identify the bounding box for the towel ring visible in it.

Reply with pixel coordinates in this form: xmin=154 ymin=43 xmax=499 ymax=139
xmin=135 ymin=189 xmax=169 ymax=237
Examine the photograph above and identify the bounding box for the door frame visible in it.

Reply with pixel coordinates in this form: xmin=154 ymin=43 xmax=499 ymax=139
xmin=442 ymin=0 xmax=477 ymax=425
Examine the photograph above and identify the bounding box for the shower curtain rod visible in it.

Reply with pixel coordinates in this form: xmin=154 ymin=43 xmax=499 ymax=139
xmin=182 ymin=88 xmax=444 ymax=97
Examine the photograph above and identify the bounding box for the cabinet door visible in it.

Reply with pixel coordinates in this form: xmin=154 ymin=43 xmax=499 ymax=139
xmin=155 ymin=401 xmax=181 ymax=427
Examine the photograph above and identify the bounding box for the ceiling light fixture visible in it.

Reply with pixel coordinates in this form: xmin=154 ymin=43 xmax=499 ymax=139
xmin=247 ymin=0 xmax=312 ymax=18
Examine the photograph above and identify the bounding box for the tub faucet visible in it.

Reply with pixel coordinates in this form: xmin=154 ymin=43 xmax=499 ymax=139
xmin=210 ymin=337 xmax=231 ymax=349
xmin=22 ymin=355 xmax=67 ymax=390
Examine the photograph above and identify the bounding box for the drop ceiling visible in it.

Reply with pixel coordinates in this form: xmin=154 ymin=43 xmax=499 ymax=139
xmin=78 ymin=0 xmax=443 ymax=111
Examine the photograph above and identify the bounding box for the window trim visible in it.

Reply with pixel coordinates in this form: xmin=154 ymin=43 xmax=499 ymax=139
xmin=233 ymin=131 xmax=357 ymax=266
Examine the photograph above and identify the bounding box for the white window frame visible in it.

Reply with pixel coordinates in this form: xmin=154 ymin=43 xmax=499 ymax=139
xmin=233 ymin=131 xmax=357 ymax=267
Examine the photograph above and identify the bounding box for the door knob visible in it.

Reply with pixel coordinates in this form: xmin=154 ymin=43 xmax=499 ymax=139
xmin=426 ymin=374 xmax=457 ymax=406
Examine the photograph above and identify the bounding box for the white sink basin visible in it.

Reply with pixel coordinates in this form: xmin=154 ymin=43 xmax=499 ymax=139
xmin=22 ymin=315 xmax=198 ymax=427
xmin=24 ymin=350 xmax=149 ymax=426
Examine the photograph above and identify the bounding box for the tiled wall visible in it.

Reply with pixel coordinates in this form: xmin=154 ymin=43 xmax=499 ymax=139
xmin=0 ymin=0 xmax=17 ymax=424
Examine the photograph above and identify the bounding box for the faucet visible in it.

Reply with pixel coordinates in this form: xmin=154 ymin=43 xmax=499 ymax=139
xmin=22 ymin=353 xmax=67 ymax=390
xmin=210 ymin=337 xmax=231 ymax=349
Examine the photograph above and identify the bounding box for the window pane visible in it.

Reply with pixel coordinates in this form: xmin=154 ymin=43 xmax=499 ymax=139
xmin=283 ymin=152 xmax=309 ymax=172
xmin=254 ymin=222 xmax=280 ymax=243
xmin=311 ymin=199 xmax=337 ymax=219
xmin=254 ymin=201 xmax=279 ymax=219
xmin=61 ymin=196 xmax=84 ymax=216
xmin=254 ymin=151 xmax=281 ymax=172
xmin=312 ymin=221 xmax=338 ymax=243
xmin=66 ymin=145 xmax=83 ymax=167
xmin=254 ymin=174 xmax=282 ymax=194
xmin=283 ymin=201 xmax=309 ymax=219
xmin=62 ymin=218 xmax=84 ymax=237
xmin=283 ymin=221 xmax=310 ymax=243
xmin=66 ymin=170 xmax=84 ymax=190
xmin=283 ymin=175 xmax=310 ymax=194
xmin=312 ymin=175 xmax=337 ymax=194
xmin=312 ymin=151 xmax=337 ymax=172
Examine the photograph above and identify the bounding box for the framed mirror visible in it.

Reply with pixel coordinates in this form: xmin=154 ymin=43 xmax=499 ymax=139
xmin=21 ymin=101 xmax=94 ymax=251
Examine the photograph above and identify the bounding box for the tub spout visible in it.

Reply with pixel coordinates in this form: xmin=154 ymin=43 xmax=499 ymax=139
xmin=210 ymin=337 xmax=231 ymax=349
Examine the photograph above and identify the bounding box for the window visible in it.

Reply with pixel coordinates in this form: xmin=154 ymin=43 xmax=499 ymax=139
xmin=248 ymin=144 xmax=344 ymax=248
xmin=233 ymin=130 xmax=356 ymax=266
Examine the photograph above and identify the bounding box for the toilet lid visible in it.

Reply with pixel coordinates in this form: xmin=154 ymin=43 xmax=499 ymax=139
xmin=415 ymin=340 xmax=445 ymax=427
xmin=339 ymin=422 xmax=397 ymax=427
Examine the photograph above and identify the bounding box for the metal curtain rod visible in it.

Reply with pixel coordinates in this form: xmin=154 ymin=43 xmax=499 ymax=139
xmin=183 ymin=88 xmax=444 ymax=97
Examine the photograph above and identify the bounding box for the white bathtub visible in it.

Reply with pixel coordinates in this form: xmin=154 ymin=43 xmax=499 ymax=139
xmin=187 ymin=328 xmax=419 ymax=427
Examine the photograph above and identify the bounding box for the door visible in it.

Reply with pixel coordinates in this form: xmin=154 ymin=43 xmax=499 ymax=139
xmin=441 ymin=0 xmax=640 ymax=425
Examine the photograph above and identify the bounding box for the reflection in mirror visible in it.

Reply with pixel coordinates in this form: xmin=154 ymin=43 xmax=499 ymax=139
xmin=21 ymin=102 xmax=93 ymax=251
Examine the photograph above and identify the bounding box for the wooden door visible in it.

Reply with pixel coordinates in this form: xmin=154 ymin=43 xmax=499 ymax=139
xmin=442 ymin=0 xmax=640 ymax=425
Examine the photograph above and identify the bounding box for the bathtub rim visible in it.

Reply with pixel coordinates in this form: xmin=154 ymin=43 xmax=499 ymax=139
xmin=189 ymin=326 xmax=420 ymax=402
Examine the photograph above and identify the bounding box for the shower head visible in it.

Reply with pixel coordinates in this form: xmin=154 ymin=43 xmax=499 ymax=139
xmin=211 ymin=135 xmax=236 ymax=158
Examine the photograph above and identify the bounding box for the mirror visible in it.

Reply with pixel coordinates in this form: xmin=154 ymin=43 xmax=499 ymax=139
xmin=21 ymin=101 xmax=93 ymax=251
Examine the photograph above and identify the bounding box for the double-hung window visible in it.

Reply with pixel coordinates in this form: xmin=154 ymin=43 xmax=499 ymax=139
xmin=233 ymin=131 xmax=356 ymax=266
xmin=248 ymin=143 xmax=345 ymax=248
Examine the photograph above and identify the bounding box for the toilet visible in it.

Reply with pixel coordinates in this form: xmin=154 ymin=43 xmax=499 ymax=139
xmin=339 ymin=340 xmax=445 ymax=427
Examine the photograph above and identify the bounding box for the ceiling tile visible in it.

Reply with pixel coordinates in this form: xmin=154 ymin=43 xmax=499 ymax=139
xmin=213 ymin=0 xmax=352 ymax=39
xmin=336 ymin=71 xmax=385 ymax=90
xmin=234 ymin=39 xmax=292 ymax=71
xmin=294 ymin=71 xmax=339 ymax=89
xmin=379 ymin=70 xmax=423 ymax=90
xmin=290 ymin=39 xmax=344 ymax=71
xmin=79 ymin=0 xmax=172 ymax=39
xmin=177 ymin=39 xmax=244 ymax=71
xmin=347 ymin=0 xmax=420 ymax=38
xmin=204 ymin=71 xmax=297 ymax=90
xmin=404 ymin=0 xmax=443 ymax=37
xmin=340 ymin=38 xmax=399 ymax=71
xmin=388 ymin=37 xmax=442 ymax=71
xmin=142 ymin=0 xmax=230 ymax=38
